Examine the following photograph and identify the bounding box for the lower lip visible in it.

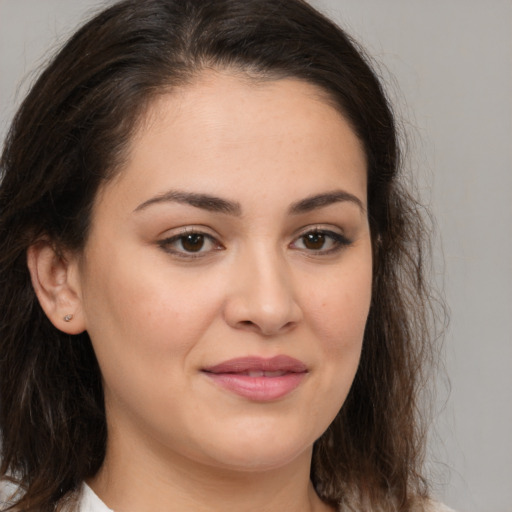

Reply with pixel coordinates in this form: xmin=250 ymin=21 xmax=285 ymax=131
xmin=203 ymin=372 xmax=306 ymax=401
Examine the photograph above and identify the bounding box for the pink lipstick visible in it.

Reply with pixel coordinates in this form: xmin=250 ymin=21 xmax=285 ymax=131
xmin=202 ymin=355 xmax=308 ymax=401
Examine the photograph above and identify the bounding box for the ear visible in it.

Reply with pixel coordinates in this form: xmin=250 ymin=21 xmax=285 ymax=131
xmin=27 ymin=240 xmax=86 ymax=335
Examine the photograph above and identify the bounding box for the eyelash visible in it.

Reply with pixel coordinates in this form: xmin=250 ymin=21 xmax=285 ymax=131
xmin=158 ymin=229 xmax=222 ymax=259
xmin=290 ymin=228 xmax=352 ymax=255
xmin=158 ymin=227 xmax=352 ymax=259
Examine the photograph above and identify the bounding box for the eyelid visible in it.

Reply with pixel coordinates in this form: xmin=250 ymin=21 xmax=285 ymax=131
xmin=289 ymin=225 xmax=352 ymax=254
xmin=156 ymin=224 xmax=352 ymax=259
xmin=158 ymin=227 xmax=224 ymax=258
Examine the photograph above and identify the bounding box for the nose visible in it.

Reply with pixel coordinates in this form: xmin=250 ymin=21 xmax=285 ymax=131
xmin=223 ymin=249 xmax=303 ymax=337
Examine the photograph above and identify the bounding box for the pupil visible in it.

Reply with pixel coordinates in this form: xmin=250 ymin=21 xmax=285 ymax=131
xmin=304 ymin=233 xmax=325 ymax=250
xmin=182 ymin=234 xmax=204 ymax=252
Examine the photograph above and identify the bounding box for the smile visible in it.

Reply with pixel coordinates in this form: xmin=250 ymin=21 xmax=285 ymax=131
xmin=202 ymin=356 xmax=308 ymax=401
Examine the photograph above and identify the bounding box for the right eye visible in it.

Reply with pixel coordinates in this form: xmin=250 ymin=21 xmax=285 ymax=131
xmin=158 ymin=230 xmax=223 ymax=258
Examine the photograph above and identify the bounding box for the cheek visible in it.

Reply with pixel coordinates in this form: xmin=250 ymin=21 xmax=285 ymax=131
xmin=306 ymin=261 xmax=372 ymax=349
xmin=79 ymin=246 xmax=228 ymax=386
xmin=312 ymin=287 xmax=368 ymax=383
xmin=302 ymin=256 xmax=372 ymax=413
xmin=79 ymin=254 xmax=222 ymax=416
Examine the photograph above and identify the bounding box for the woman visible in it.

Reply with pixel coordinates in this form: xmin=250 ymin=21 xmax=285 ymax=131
xmin=0 ymin=1 xmax=446 ymax=511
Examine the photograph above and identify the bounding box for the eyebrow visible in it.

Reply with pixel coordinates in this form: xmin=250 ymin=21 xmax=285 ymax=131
xmin=134 ymin=190 xmax=242 ymax=215
xmin=134 ymin=189 xmax=365 ymax=216
xmin=288 ymin=190 xmax=365 ymax=215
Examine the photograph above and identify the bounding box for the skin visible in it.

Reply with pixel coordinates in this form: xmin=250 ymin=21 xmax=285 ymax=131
xmin=29 ymin=71 xmax=372 ymax=512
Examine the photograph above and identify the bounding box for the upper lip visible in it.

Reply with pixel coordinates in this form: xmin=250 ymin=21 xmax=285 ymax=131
xmin=202 ymin=355 xmax=308 ymax=374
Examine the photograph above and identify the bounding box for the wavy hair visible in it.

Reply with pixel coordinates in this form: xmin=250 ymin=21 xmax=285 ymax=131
xmin=0 ymin=1 xmax=440 ymax=510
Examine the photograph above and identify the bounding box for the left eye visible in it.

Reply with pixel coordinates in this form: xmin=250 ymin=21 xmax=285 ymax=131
xmin=159 ymin=232 xmax=221 ymax=256
xmin=291 ymin=230 xmax=350 ymax=253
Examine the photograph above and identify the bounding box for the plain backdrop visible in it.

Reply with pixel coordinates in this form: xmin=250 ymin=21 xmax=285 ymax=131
xmin=1 ymin=1 xmax=511 ymax=511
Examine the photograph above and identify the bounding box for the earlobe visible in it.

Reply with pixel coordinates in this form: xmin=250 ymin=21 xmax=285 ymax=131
xmin=26 ymin=241 xmax=86 ymax=335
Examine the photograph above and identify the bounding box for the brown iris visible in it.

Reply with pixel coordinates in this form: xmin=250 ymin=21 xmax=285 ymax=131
xmin=181 ymin=233 xmax=205 ymax=252
xmin=302 ymin=232 xmax=325 ymax=250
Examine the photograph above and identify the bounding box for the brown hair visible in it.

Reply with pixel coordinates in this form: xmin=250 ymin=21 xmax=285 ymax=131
xmin=0 ymin=1 xmax=440 ymax=510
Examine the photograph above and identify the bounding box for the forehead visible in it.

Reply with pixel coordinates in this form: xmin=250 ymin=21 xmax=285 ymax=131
xmin=99 ymin=71 xmax=368 ymax=212
xmin=146 ymin=71 xmax=361 ymax=149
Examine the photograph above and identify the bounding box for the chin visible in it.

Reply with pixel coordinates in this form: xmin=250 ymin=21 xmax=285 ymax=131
xmin=206 ymin=447 xmax=312 ymax=473
xmin=190 ymin=423 xmax=317 ymax=472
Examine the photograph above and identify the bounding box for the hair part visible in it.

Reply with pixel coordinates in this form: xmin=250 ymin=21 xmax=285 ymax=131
xmin=0 ymin=1 xmax=441 ymax=510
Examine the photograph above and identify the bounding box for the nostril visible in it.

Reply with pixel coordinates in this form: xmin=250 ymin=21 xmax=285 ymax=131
xmin=236 ymin=320 xmax=266 ymax=334
xmin=239 ymin=320 xmax=255 ymax=327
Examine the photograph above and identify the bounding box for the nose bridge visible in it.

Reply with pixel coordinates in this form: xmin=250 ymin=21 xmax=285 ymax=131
xmin=225 ymin=241 xmax=302 ymax=335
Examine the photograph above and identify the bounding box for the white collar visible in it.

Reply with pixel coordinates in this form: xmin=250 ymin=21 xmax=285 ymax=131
xmin=78 ymin=483 xmax=114 ymax=512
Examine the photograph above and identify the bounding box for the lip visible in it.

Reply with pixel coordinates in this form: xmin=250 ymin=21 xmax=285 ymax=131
xmin=202 ymin=355 xmax=308 ymax=401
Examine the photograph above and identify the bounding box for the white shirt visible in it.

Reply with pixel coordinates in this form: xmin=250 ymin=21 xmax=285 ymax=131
xmin=78 ymin=484 xmax=113 ymax=512
xmin=77 ymin=483 xmax=455 ymax=512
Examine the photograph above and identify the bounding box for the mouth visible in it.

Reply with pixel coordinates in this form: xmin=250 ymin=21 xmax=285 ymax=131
xmin=201 ymin=355 xmax=308 ymax=401
xmin=227 ymin=370 xmax=289 ymax=377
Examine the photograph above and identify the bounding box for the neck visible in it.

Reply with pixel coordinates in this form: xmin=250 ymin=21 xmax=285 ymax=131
xmin=88 ymin=427 xmax=333 ymax=512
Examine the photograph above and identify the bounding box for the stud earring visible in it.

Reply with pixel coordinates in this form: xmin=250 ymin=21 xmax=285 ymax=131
xmin=63 ymin=314 xmax=74 ymax=322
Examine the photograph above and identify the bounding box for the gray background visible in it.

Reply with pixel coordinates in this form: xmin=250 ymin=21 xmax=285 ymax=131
xmin=1 ymin=1 xmax=511 ymax=511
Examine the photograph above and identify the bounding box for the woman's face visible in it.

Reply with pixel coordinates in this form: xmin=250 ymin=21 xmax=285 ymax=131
xmin=72 ymin=72 xmax=372 ymax=473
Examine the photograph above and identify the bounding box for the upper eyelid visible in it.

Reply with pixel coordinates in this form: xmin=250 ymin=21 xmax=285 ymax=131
xmin=158 ymin=231 xmax=348 ymax=260
xmin=290 ymin=226 xmax=352 ymax=250
xmin=158 ymin=224 xmax=348 ymax=240
xmin=159 ymin=230 xmax=219 ymax=245
xmin=292 ymin=224 xmax=347 ymax=238
xmin=158 ymin=232 xmax=223 ymax=259
xmin=158 ymin=225 xmax=219 ymax=239
xmin=158 ymin=221 xmax=352 ymax=239
xmin=292 ymin=230 xmax=350 ymax=243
